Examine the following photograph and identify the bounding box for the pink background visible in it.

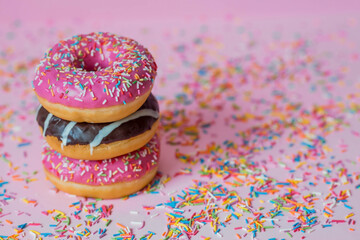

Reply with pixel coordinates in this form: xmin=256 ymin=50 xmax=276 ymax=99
xmin=0 ymin=0 xmax=359 ymax=19
xmin=2 ymin=0 xmax=360 ymax=22
xmin=1 ymin=0 xmax=360 ymax=239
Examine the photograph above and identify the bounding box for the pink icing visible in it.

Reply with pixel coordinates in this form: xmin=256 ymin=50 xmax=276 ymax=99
xmin=42 ymin=135 xmax=160 ymax=185
xmin=33 ymin=32 xmax=157 ymax=108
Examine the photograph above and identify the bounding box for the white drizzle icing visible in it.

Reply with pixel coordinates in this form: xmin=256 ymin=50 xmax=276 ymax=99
xmin=38 ymin=106 xmax=158 ymax=152
xmin=61 ymin=121 xmax=77 ymax=149
xmin=42 ymin=113 xmax=53 ymax=137
xmin=89 ymin=109 xmax=159 ymax=155
xmin=35 ymin=104 xmax=41 ymax=118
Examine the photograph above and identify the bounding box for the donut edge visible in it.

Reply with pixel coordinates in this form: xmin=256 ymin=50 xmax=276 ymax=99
xmin=43 ymin=167 xmax=158 ymax=199
xmin=36 ymin=87 xmax=152 ymax=123
xmin=42 ymin=119 xmax=160 ymax=160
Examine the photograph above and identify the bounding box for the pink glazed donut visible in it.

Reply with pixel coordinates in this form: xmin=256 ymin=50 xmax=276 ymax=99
xmin=42 ymin=134 xmax=160 ymax=199
xmin=33 ymin=32 xmax=157 ymax=123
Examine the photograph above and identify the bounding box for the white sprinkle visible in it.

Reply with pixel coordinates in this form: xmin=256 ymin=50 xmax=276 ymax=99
xmin=75 ymin=98 xmax=83 ymax=102
xmin=312 ymin=192 xmax=322 ymax=196
xmin=130 ymin=221 xmax=143 ymax=226
xmin=195 ymin=221 xmax=205 ymax=227
xmin=102 ymin=99 xmax=107 ymax=105
xmin=130 ymin=211 xmax=138 ymax=215
xmin=167 ymin=190 xmax=177 ymax=196
xmin=262 ymin=218 xmax=280 ymax=221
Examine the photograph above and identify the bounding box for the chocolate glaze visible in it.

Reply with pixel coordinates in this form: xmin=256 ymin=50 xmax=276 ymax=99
xmin=36 ymin=93 xmax=159 ymax=146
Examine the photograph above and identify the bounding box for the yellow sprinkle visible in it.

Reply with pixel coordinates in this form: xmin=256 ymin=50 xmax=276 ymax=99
xmin=163 ymin=177 xmax=171 ymax=184
xmin=234 ymin=212 xmax=242 ymax=217
xmin=346 ymin=213 xmax=354 ymax=219
xmin=30 ymin=230 xmax=40 ymax=235
xmin=238 ymin=206 xmax=249 ymax=211
xmin=296 ymin=162 xmax=306 ymax=169
xmin=213 ymin=224 xmax=217 ymax=232
xmin=55 ymin=163 xmax=61 ymax=169
xmin=255 ymin=221 xmax=263 ymax=228
xmin=179 ymin=223 xmax=190 ymax=231
xmin=55 ymin=210 xmax=65 ymax=215
xmin=165 ymin=212 xmax=174 ymax=219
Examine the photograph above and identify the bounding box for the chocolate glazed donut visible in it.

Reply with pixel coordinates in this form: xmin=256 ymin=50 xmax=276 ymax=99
xmin=36 ymin=93 xmax=160 ymax=160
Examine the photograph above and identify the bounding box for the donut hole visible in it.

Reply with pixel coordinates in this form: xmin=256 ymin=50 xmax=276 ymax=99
xmin=74 ymin=52 xmax=109 ymax=72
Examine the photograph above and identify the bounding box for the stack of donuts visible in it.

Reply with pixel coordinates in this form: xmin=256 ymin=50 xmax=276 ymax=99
xmin=32 ymin=32 xmax=160 ymax=199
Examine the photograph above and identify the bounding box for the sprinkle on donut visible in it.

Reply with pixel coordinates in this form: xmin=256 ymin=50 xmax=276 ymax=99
xmin=33 ymin=32 xmax=157 ymax=108
xmin=42 ymin=134 xmax=160 ymax=186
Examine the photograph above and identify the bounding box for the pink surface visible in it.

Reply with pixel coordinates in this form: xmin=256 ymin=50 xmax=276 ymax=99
xmin=1 ymin=0 xmax=360 ymax=21
xmin=1 ymin=1 xmax=360 ymax=240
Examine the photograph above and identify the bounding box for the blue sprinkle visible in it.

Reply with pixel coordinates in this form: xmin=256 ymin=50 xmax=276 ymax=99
xmin=40 ymin=233 xmax=53 ymax=237
xmin=344 ymin=204 xmax=353 ymax=209
xmin=0 ymin=182 xmax=9 ymax=187
xmin=18 ymin=142 xmax=31 ymax=147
